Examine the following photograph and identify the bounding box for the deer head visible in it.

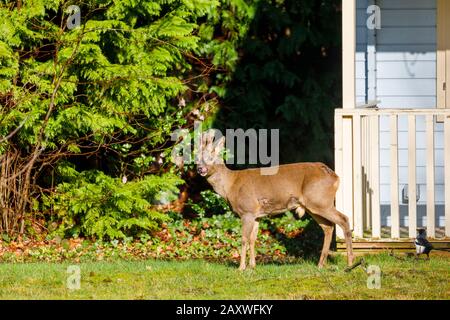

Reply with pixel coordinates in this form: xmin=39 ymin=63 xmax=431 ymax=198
xmin=196 ymin=130 xmax=225 ymax=177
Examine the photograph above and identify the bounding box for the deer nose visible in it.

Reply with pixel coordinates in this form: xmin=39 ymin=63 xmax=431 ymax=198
xmin=197 ymin=167 xmax=207 ymax=176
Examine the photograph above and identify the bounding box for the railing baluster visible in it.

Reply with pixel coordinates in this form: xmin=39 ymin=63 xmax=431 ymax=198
xmin=426 ymin=115 xmax=435 ymax=238
xmin=365 ymin=116 xmax=371 ymax=232
xmin=408 ymin=115 xmax=417 ymax=238
xmin=370 ymin=115 xmax=381 ymax=238
xmin=353 ymin=114 xmax=363 ymax=238
xmin=390 ymin=115 xmax=400 ymax=238
xmin=343 ymin=117 xmax=354 ymax=232
xmin=361 ymin=116 xmax=367 ymax=233
xmin=445 ymin=116 xmax=450 ymax=237
xmin=334 ymin=113 xmax=344 ymax=239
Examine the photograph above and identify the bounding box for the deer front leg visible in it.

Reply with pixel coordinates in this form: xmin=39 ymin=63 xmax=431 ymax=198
xmin=310 ymin=213 xmax=334 ymax=268
xmin=239 ymin=215 xmax=256 ymax=271
xmin=249 ymin=220 xmax=259 ymax=269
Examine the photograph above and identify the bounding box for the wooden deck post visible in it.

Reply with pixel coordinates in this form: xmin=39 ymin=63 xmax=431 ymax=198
xmin=370 ymin=115 xmax=381 ymax=238
xmin=445 ymin=116 xmax=450 ymax=237
xmin=426 ymin=115 xmax=435 ymax=238
xmin=337 ymin=0 xmax=356 ymax=239
xmin=342 ymin=0 xmax=356 ymax=109
xmin=408 ymin=115 xmax=417 ymax=238
xmin=334 ymin=113 xmax=344 ymax=238
xmin=353 ymin=115 xmax=363 ymax=238
xmin=390 ymin=115 xmax=400 ymax=239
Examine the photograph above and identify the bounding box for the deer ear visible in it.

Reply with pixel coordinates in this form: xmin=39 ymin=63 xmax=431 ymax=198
xmin=199 ymin=132 xmax=208 ymax=150
xmin=172 ymin=154 xmax=184 ymax=169
xmin=214 ymin=136 xmax=225 ymax=154
xmin=203 ymin=130 xmax=215 ymax=146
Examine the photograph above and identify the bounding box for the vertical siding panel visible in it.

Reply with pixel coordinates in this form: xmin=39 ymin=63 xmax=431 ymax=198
xmin=390 ymin=115 xmax=400 ymax=238
xmin=426 ymin=115 xmax=435 ymax=238
xmin=408 ymin=115 xmax=417 ymax=238
xmin=367 ymin=0 xmax=377 ymax=102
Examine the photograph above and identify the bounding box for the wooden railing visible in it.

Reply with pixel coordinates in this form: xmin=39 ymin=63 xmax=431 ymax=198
xmin=335 ymin=108 xmax=450 ymax=239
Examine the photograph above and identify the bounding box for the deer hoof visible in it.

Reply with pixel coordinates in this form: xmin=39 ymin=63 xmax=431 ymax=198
xmin=348 ymin=256 xmax=355 ymax=266
xmin=238 ymin=265 xmax=246 ymax=271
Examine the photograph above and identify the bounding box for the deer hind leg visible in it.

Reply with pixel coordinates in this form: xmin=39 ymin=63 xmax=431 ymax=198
xmin=239 ymin=214 xmax=256 ymax=271
xmin=315 ymin=207 xmax=354 ymax=266
xmin=309 ymin=213 xmax=334 ymax=268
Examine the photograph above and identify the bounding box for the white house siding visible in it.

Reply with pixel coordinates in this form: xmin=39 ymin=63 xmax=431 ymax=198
xmin=356 ymin=0 xmax=369 ymax=104
xmin=356 ymin=0 xmax=445 ymax=229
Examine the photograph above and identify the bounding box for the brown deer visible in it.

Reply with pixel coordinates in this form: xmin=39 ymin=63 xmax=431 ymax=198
xmin=195 ymin=131 xmax=354 ymax=270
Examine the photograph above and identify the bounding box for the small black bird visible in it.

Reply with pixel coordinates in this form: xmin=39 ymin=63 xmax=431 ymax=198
xmin=414 ymin=228 xmax=433 ymax=260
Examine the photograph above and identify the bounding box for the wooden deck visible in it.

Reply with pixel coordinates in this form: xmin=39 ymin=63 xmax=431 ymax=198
xmin=367 ymin=227 xmax=447 ymax=239
xmin=337 ymin=227 xmax=450 ymax=252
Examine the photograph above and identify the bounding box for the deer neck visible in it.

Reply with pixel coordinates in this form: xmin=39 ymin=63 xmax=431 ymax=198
xmin=206 ymin=164 xmax=234 ymax=200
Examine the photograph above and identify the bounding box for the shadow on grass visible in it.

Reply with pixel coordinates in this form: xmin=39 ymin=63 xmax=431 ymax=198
xmin=204 ymin=254 xmax=342 ymax=270
xmin=203 ymin=214 xmax=343 ymax=268
xmin=263 ymin=214 xmax=341 ymax=266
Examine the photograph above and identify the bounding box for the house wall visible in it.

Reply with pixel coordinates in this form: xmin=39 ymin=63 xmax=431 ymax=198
xmin=356 ymin=0 xmax=445 ymax=228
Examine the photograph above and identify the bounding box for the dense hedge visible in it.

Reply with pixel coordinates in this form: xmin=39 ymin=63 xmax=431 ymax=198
xmin=0 ymin=0 xmax=341 ymax=244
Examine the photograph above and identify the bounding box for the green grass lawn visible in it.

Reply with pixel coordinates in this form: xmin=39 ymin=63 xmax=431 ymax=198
xmin=0 ymin=253 xmax=449 ymax=300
